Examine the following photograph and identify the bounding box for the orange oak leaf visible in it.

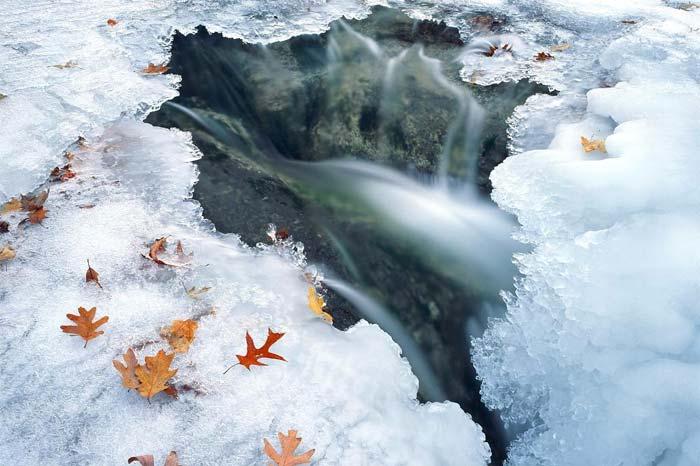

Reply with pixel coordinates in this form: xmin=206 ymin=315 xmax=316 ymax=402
xmin=60 ymin=306 xmax=109 ymax=348
xmin=113 ymin=348 xmax=140 ymax=390
xmin=264 ymin=430 xmax=315 ymax=466
xmin=307 ymin=287 xmax=333 ymax=323
xmin=161 ymin=319 xmax=198 ymax=353
xmin=135 ymin=350 xmax=178 ymax=400
xmin=107 ymin=18 xmax=118 ymax=26
xmin=128 ymin=451 xmax=179 ymax=466
xmin=85 ymin=259 xmax=103 ymax=289
xmin=580 ymin=136 xmax=607 ymax=153
xmin=225 ymin=329 xmax=286 ymax=373
xmin=142 ymin=63 xmax=169 ymax=75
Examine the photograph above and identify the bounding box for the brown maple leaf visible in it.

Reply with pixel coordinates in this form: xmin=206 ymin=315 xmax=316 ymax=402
xmin=86 ymin=259 xmax=103 ymax=289
xmin=580 ymin=136 xmax=607 ymax=153
xmin=264 ymin=430 xmax=315 ymax=466
xmin=535 ymin=51 xmax=554 ymax=61
xmin=113 ymin=348 xmax=140 ymax=390
xmin=307 ymin=287 xmax=333 ymax=323
xmin=135 ymin=350 xmax=178 ymax=400
xmin=225 ymin=329 xmax=286 ymax=373
xmin=107 ymin=18 xmax=118 ymax=26
xmin=144 ymin=237 xmax=192 ymax=267
xmin=128 ymin=451 xmax=179 ymax=466
xmin=161 ymin=319 xmax=198 ymax=353
xmin=60 ymin=306 xmax=109 ymax=348
xmin=142 ymin=63 xmax=169 ymax=75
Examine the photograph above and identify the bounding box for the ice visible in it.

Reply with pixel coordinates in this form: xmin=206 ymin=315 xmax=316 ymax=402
xmin=0 ymin=1 xmax=491 ymax=465
xmin=473 ymin=2 xmax=700 ymax=466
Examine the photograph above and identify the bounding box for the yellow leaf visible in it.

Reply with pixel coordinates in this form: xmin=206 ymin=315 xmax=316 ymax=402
xmin=161 ymin=319 xmax=198 ymax=353
xmin=135 ymin=350 xmax=177 ymax=399
xmin=580 ymin=136 xmax=607 ymax=153
xmin=1 ymin=198 xmax=22 ymax=214
xmin=0 ymin=244 xmax=16 ymax=263
xmin=307 ymin=287 xmax=333 ymax=323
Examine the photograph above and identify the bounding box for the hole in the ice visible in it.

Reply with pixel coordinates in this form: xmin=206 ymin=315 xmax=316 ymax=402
xmin=146 ymin=6 xmax=555 ymax=465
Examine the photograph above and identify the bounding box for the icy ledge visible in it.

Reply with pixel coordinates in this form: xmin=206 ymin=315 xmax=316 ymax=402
xmin=474 ymin=3 xmax=700 ymax=466
xmin=0 ymin=1 xmax=489 ymax=465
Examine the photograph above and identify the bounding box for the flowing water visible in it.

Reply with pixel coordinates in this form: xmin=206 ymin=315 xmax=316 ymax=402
xmin=147 ymin=7 xmax=553 ymax=463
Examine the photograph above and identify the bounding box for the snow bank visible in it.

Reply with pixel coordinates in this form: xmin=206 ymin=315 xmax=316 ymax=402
xmin=0 ymin=1 xmax=490 ymax=465
xmin=473 ymin=2 xmax=700 ymax=465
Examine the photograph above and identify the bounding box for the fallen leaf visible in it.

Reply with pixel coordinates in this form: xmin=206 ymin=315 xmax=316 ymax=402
xmin=144 ymin=237 xmax=192 ymax=267
xmin=163 ymin=385 xmax=178 ymax=399
xmin=50 ymin=164 xmax=76 ymax=182
xmin=128 ymin=451 xmax=178 ymax=466
xmin=621 ymin=19 xmax=638 ymax=24
xmin=60 ymin=306 xmax=109 ymax=348
xmin=580 ymin=136 xmax=607 ymax=153
xmin=307 ymin=287 xmax=333 ymax=323
xmin=482 ymin=43 xmax=512 ymax=57
xmin=185 ymin=284 xmax=212 ymax=299
xmin=550 ymin=43 xmax=571 ymax=52
xmin=535 ymin=51 xmax=554 ymax=61
xmin=78 ymin=203 xmax=95 ymax=209
xmin=0 ymin=244 xmax=16 ymax=263
xmin=161 ymin=319 xmax=198 ymax=353
xmin=226 ymin=329 xmax=286 ymax=372
xmin=64 ymin=151 xmax=75 ymax=161
xmin=85 ymin=259 xmax=103 ymax=289
xmin=27 ymin=207 xmax=47 ymax=224
xmin=0 ymin=221 xmax=8 ymax=233
xmin=1 ymin=197 xmax=22 ymax=213
xmin=264 ymin=430 xmax=315 ymax=466
xmin=135 ymin=350 xmax=178 ymax=399
xmin=21 ymin=190 xmax=48 ymax=212
xmin=113 ymin=348 xmax=140 ymax=390
xmin=52 ymin=60 xmax=78 ymax=69
xmin=142 ymin=63 xmax=169 ymax=75
xmin=107 ymin=18 xmax=118 ymax=26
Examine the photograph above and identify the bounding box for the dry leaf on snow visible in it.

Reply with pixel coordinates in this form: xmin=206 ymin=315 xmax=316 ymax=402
xmin=225 ymin=329 xmax=286 ymax=373
xmin=142 ymin=63 xmax=169 ymax=75
xmin=144 ymin=237 xmax=192 ymax=267
xmin=535 ymin=51 xmax=554 ymax=61
xmin=27 ymin=207 xmax=47 ymax=224
xmin=184 ymin=284 xmax=212 ymax=299
xmin=550 ymin=43 xmax=571 ymax=52
xmin=264 ymin=430 xmax=315 ymax=466
xmin=580 ymin=136 xmax=607 ymax=153
xmin=60 ymin=306 xmax=109 ymax=348
xmin=1 ymin=198 xmax=22 ymax=214
xmin=0 ymin=221 xmax=9 ymax=233
xmin=161 ymin=319 xmax=198 ymax=353
xmin=113 ymin=348 xmax=140 ymax=390
xmin=85 ymin=259 xmax=103 ymax=289
xmin=0 ymin=244 xmax=16 ymax=263
xmin=307 ymin=287 xmax=333 ymax=323
xmin=128 ymin=451 xmax=179 ymax=466
xmin=50 ymin=164 xmax=76 ymax=182
xmin=107 ymin=18 xmax=118 ymax=26
xmin=135 ymin=350 xmax=178 ymax=400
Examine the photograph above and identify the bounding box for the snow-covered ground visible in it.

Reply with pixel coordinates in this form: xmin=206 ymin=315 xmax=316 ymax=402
xmin=2 ymin=0 xmax=700 ymax=465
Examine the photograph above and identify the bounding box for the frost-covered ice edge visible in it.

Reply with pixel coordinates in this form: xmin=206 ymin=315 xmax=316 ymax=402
xmin=2 ymin=0 xmax=700 ymax=465
xmin=0 ymin=1 xmax=490 ymax=465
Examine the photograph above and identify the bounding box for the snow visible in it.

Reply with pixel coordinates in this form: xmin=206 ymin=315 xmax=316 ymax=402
xmin=472 ymin=1 xmax=700 ymax=465
xmin=0 ymin=1 xmax=490 ymax=465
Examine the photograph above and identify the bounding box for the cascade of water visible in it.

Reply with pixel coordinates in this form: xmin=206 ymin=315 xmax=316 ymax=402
xmin=324 ymin=277 xmax=446 ymax=401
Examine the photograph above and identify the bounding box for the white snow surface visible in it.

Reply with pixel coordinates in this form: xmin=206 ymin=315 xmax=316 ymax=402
xmin=472 ymin=1 xmax=700 ymax=466
xmin=0 ymin=1 xmax=491 ymax=465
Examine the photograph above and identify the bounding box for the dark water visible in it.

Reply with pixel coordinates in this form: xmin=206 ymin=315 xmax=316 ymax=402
xmin=147 ymin=7 xmax=553 ymax=464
